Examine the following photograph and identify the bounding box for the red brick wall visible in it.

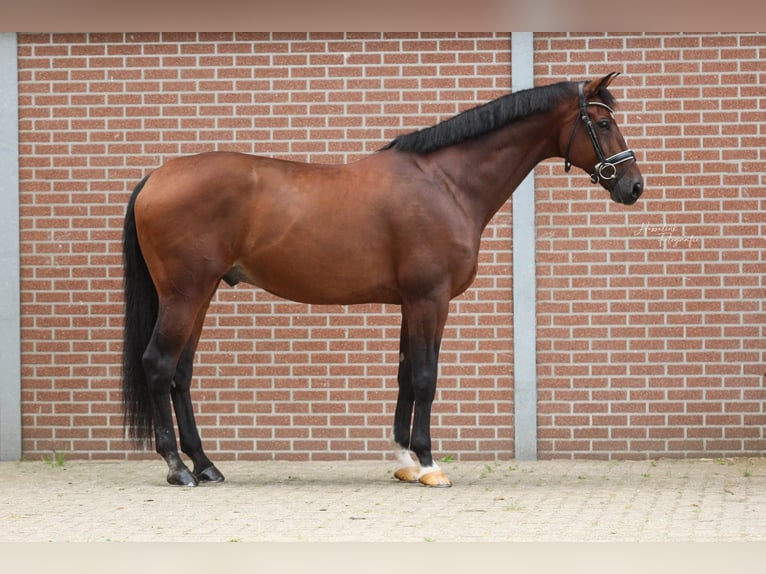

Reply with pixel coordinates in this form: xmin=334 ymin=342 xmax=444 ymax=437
xmin=534 ymin=33 xmax=766 ymax=458
xmin=18 ymin=32 xmax=514 ymax=462
xmin=17 ymin=32 xmax=765 ymax=463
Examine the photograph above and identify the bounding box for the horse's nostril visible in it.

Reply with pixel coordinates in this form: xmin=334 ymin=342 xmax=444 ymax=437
xmin=632 ymin=181 xmax=643 ymax=198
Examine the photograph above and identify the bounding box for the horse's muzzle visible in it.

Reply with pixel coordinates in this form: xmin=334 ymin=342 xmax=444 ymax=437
xmin=611 ymin=176 xmax=644 ymax=205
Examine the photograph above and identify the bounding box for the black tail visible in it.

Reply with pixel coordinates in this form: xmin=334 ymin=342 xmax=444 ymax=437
xmin=121 ymin=174 xmax=158 ymax=444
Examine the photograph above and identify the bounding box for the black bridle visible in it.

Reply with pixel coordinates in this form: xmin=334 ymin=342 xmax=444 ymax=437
xmin=564 ymin=81 xmax=636 ymax=185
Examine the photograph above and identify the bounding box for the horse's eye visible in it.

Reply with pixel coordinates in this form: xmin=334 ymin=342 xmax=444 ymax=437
xmin=598 ymin=120 xmax=611 ymax=131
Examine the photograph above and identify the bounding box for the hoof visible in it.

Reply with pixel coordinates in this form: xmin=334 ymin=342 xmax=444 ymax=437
xmin=419 ymin=469 xmax=452 ymax=488
xmin=167 ymin=467 xmax=199 ymax=487
xmin=195 ymin=465 xmax=225 ymax=483
xmin=393 ymin=466 xmax=420 ymax=483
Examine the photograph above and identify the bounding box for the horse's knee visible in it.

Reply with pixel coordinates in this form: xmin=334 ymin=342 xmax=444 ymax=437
xmin=412 ymin=373 xmax=437 ymax=403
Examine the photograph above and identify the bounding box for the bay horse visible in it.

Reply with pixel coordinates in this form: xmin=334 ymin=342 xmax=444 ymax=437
xmin=122 ymin=72 xmax=644 ymax=487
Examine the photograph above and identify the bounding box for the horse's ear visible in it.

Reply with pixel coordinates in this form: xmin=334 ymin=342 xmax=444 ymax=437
xmin=583 ymin=72 xmax=620 ymax=98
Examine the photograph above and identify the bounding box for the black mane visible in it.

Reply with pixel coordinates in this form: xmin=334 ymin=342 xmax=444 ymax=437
xmin=381 ymin=80 xmax=617 ymax=155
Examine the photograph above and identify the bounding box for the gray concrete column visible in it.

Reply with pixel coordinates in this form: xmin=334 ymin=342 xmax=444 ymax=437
xmin=0 ymin=32 xmax=21 ymax=461
xmin=511 ymin=32 xmax=537 ymax=460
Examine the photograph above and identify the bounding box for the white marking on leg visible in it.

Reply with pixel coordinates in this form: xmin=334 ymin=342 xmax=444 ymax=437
xmin=396 ymin=448 xmax=416 ymax=469
xmin=390 ymin=429 xmax=417 ymax=469
xmin=417 ymin=463 xmax=441 ymax=479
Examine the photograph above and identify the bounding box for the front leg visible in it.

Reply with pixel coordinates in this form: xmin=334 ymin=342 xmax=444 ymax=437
xmin=392 ymin=317 xmax=421 ymax=482
xmin=392 ymin=296 xmax=452 ymax=487
xmin=408 ymin=344 xmax=452 ymax=487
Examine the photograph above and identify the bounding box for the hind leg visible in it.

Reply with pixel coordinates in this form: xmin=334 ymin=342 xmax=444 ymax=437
xmin=143 ymin=297 xmax=210 ymax=486
xmin=171 ymin=293 xmax=224 ymax=483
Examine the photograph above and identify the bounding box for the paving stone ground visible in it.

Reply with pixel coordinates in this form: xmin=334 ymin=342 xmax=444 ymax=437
xmin=1 ymin=457 xmax=764 ymax=543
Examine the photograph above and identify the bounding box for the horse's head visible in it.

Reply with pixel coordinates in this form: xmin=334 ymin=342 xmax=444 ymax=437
xmin=562 ymin=72 xmax=644 ymax=205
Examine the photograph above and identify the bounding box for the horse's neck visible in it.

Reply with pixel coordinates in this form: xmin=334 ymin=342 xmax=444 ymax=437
xmin=431 ymin=116 xmax=561 ymax=231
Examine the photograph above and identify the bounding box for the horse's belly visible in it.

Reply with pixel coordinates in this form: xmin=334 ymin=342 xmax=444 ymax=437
xmin=236 ymin=248 xmax=402 ymax=306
